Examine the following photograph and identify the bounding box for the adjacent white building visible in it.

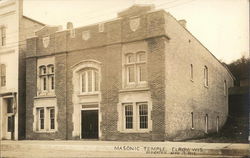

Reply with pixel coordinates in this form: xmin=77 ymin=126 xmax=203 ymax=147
xmin=0 ymin=0 xmax=44 ymax=140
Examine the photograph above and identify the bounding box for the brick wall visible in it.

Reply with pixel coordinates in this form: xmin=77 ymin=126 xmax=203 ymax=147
xmin=164 ymin=12 xmax=234 ymax=140
xmin=25 ymin=6 xmax=233 ymax=141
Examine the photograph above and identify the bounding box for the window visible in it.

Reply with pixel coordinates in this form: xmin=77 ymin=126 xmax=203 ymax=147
xmin=139 ymin=103 xmax=148 ymax=129
xmin=191 ymin=112 xmax=194 ymax=129
xmin=224 ymin=80 xmax=227 ymax=96
xmin=0 ymin=64 xmax=6 ymax=87
xmin=190 ymin=64 xmax=193 ymax=81
xmin=48 ymin=65 xmax=55 ymax=91
xmin=0 ymin=27 xmax=6 ymax=46
xmin=124 ymin=52 xmax=147 ymax=87
xmin=49 ymin=108 xmax=55 ymax=130
xmin=38 ymin=108 xmax=45 ymax=130
xmin=204 ymin=66 xmax=208 ymax=87
xmin=80 ymin=68 xmax=99 ymax=94
xmin=36 ymin=107 xmax=56 ymax=131
xmin=123 ymin=102 xmax=149 ymax=131
xmin=124 ymin=104 xmax=133 ymax=129
xmin=7 ymin=116 xmax=13 ymax=132
xmin=6 ymin=98 xmax=13 ymax=113
xmin=99 ymin=23 xmax=104 ymax=32
xmin=38 ymin=64 xmax=55 ymax=95
xmin=205 ymin=114 xmax=208 ymax=133
xmin=216 ymin=116 xmax=219 ymax=133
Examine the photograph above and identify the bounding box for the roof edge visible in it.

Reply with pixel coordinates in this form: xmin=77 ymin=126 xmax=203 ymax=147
xmin=22 ymin=15 xmax=46 ymax=26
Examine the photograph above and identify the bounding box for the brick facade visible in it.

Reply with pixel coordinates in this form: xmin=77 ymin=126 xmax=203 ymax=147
xmin=25 ymin=5 xmax=234 ymax=141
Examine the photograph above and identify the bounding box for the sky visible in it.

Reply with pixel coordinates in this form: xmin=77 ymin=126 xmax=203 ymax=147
xmin=21 ymin=0 xmax=249 ymax=64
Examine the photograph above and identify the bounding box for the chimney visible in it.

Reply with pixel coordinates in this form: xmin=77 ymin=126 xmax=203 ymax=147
xmin=178 ymin=19 xmax=187 ymax=28
xmin=67 ymin=22 xmax=73 ymax=30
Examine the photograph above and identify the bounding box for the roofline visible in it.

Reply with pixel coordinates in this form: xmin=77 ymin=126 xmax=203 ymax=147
xmin=164 ymin=11 xmax=236 ymax=81
xmin=22 ymin=15 xmax=46 ymax=26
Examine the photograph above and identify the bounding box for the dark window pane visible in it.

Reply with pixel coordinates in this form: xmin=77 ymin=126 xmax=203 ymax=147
xmin=128 ymin=66 xmax=135 ymax=83
xmin=43 ymin=77 xmax=46 ymax=90
xmin=94 ymin=71 xmax=99 ymax=91
xmin=7 ymin=98 xmax=13 ymax=113
xmin=40 ymin=119 xmax=44 ymax=129
xmin=7 ymin=116 xmax=13 ymax=132
xmin=51 ymin=76 xmax=54 ymax=90
xmin=125 ymin=105 xmax=133 ymax=129
xmin=139 ymin=104 xmax=148 ymax=129
xmin=88 ymin=70 xmax=92 ymax=92
xmin=51 ymin=119 xmax=55 ymax=129
xmin=138 ymin=64 xmax=146 ymax=82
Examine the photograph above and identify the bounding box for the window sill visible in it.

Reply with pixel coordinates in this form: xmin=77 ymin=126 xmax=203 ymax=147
xmin=120 ymin=129 xmax=151 ymax=133
xmin=34 ymin=95 xmax=56 ymax=99
xmin=34 ymin=130 xmax=57 ymax=133
xmin=78 ymin=92 xmax=100 ymax=96
xmin=120 ymin=88 xmax=149 ymax=93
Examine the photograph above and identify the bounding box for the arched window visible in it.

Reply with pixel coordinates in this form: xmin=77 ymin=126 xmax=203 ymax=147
xmin=205 ymin=114 xmax=208 ymax=133
xmin=216 ymin=116 xmax=219 ymax=133
xmin=80 ymin=68 xmax=99 ymax=93
xmin=204 ymin=66 xmax=208 ymax=87
xmin=0 ymin=64 xmax=6 ymax=87
xmin=191 ymin=112 xmax=194 ymax=129
xmin=190 ymin=64 xmax=193 ymax=81
xmin=38 ymin=64 xmax=55 ymax=93
xmin=224 ymin=80 xmax=227 ymax=96
xmin=47 ymin=65 xmax=55 ymax=91
xmin=39 ymin=65 xmax=47 ymax=91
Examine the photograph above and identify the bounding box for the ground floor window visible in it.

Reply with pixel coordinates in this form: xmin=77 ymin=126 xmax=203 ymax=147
xmin=123 ymin=102 xmax=149 ymax=131
xmin=36 ymin=107 xmax=56 ymax=132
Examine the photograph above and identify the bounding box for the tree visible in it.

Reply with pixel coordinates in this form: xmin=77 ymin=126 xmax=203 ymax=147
xmin=227 ymin=56 xmax=250 ymax=86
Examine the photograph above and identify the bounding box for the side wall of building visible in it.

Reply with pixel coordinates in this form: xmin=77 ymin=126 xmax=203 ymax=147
xmin=163 ymin=13 xmax=234 ymax=140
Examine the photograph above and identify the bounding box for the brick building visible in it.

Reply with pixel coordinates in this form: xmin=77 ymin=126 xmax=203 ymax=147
xmin=25 ymin=5 xmax=234 ymax=141
xmin=0 ymin=0 xmax=44 ymax=140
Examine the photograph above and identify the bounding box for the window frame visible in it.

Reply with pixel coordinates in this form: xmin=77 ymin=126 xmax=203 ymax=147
xmin=224 ymin=80 xmax=227 ymax=96
xmin=205 ymin=114 xmax=208 ymax=134
xmin=124 ymin=51 xmax=147 ymax=88
xmin=0 ymin=64 xmax=6 ymax=87
xmin=191 ymin=112 xmax=194 ymax=129
xmin=190 ymin=64 xmax=193 ymax=81
xmin=204 ymin=66 xmax=208 ymax=87
xmin=48 ymin=108 xmax=55 ymax=130
xmin=36 ymin=106 xmax=56 ymax=132
xmin=38 ymin=108 xmax=45 ymax=131
xmin=38 ymin=64 xmax=55 ymax=96
xmin=0 ymin=26 xmax=6 ymax=46
xmin=79 ymin=68 xmax=100 ymax=95
xmin=122 ymin=102 xmax=149 ymax=132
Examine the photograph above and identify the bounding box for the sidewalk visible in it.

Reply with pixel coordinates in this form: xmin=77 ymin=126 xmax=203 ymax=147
xmin=1 ymin=140 xmax=249 ymax=157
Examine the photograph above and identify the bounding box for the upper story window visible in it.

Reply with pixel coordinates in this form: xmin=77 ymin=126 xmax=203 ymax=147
xmin=0 ymin=27 xmax=6 ymax=46
xmin=204 ymin=66 xmax=208 ymax=87
xmin=0 ymin=64 xmax=6 ymax=87
xmin=190 ymin=64 xmax=193 ymax=81
xmin=124 ymin=51 xmax=147 ymax=88
xmin=80 ymin=68 xmax=99 ymax=94
xmin=224 ymin=80 xmax=227 ymax=96
xmin=38 ymin=64 xmax=55 ymax=95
